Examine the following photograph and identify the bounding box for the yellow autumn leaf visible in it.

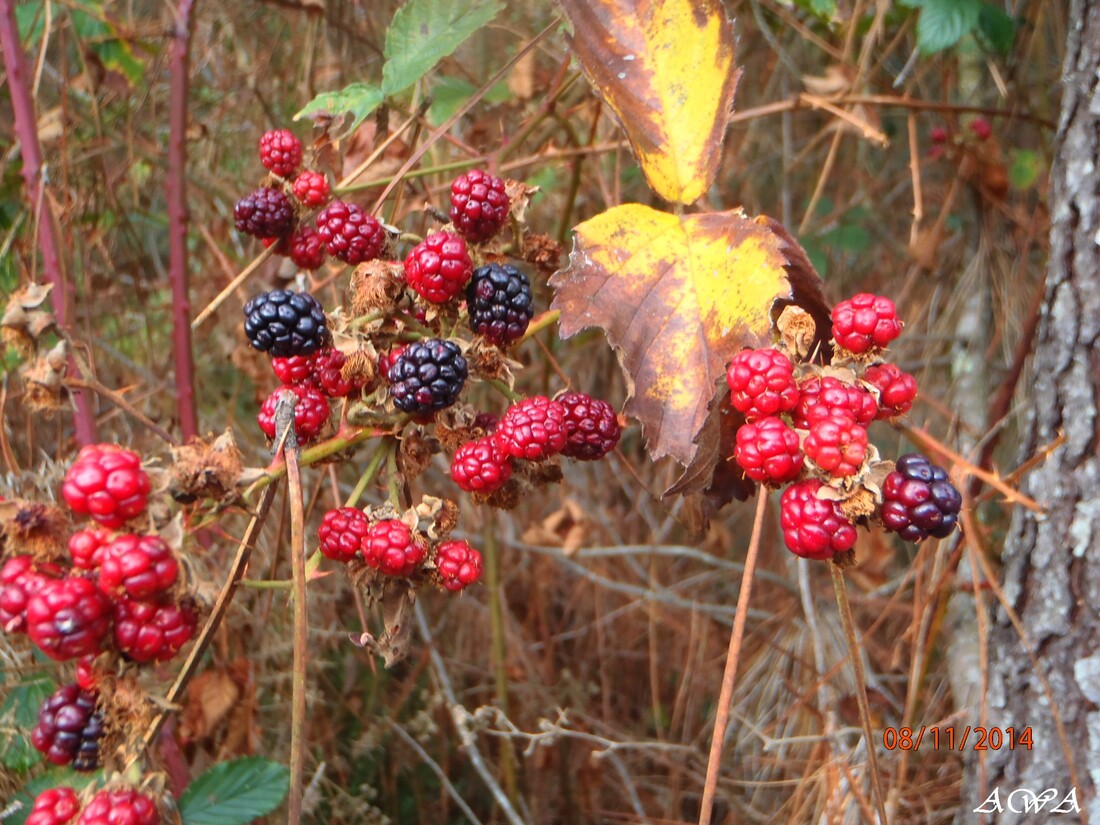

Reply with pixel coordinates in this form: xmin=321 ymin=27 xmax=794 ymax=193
xmin=559 ymin=0 xmax=740 ymax=204
xmin=550 ymin=203 xmax=828 ymax=473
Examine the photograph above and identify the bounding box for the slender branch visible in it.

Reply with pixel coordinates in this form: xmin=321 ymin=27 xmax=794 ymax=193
xmin=0 ymin=0 xmax=96 ymax=444
xmin=698 ymin=489 xmax=768 ymax=825
xmin=167 ymin=0 xmax=199 ymax=439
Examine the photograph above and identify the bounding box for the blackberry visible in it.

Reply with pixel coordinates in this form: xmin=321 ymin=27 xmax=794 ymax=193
xmin=259 ymin=129 xmax=303 ymax=178
xmin=881 ymin=453 xmax=962 ymax=542
xmin=557 ymin=391 xmax=621 ymax=461
xmin=466 ymin=263 xmax=534 ymax=345
xmin=234 ymin=187 xmax=296 ymax=239
xmin=316 ymin=201 xmax=385 ymax=265
xmin=243 ymin=289 xmax=330 ymax=357
xmin=31 ymin=683 xmax=105 ymax=771
xmin=449 ymin=169 xmax=509 ymax=242
xmin=387 ymin=339 xmax=468 ymax=414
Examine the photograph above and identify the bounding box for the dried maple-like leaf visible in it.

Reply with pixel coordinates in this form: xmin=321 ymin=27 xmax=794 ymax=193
xmin=559 ymin=0 xmax=740 ymax=204
xmin=551 ymin=203 xmax=828 ymax=477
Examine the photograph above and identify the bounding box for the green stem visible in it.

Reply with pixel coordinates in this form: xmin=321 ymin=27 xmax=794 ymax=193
xmin=286 ymin=446 xmax=308 ymax=823
xmin=243 ymin=425 xmax=392 ymax=499
xmin=386 ymin=441 xmax=401 ymax=508
xmin=485 ymin=378 xmax=523 ymax=403
xmin=519 ymin=309 xmax=560 ymax=343
xmin=346 ymin=444 xmax=388 ymax=507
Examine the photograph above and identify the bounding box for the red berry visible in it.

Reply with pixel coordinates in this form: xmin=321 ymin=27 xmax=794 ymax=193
xmin=271 ymin=351 xmax=322 ymax=386
xmin=31 ymin=683 xmax=104 ymax=771
xmin=434 ymin=540 xmax=483 ymax=592
xmin=449 ymin=169 xmax=509 ymax=243
xmin=494 ymin=396 xmax=567 ymax=461
xmin=404 ymin=231 xmax=473 ymax=303
xmin=27 ymin=787 xmax=81 ymax=825
xmin=113 ymin=598 xmax=197 ymax=663
xmin=259 ymin=128 xmax=303 ymax=178
xmin=930 ymin=126 xmax=949 ymax=144
xmin=288 ymin=226 xmax=327 ymax=271
xmin=76 ymin=789 xmax=160 ymax=825
xmin=75 ymin=655 xmax=104 ymax=690
xmin=313 ymin=347 xmax=365 ymax=398
xmin=726 ymin=348 xmax=799 ymax=422
xmin=377 ymin=346 xmax=406 ymax=377
xmin=316 ymin=201 xmax=385 ymax=265
xmin=792 ymin=375 xmax=877 ymax=428
xmin=69 ymin=527 xmax=112 ymax=570
xmin=362 ymin=519 xmax=425 ymax=577
xmin=733 ymin=416 xmax=804 ymax=485
xmin=292 ymin=169 xmax=330 ymax=208
xmin=257 ymin=385 xmax=330 ymax=443
xmin=62 ymin=444 xmax=150 ymax=529
xmin=970 ymin=118 xmax=992 ymax=141
xmin=831 ymin=294 xmax=902 ymax=355
xmin=317 ymin=507 xmax=370 ymax=562
xmin=803 ymin=411 xmax=868 ymax=478
xmin=451 ymin=437 xmax=512 ymax=493
xmin=864 ymin=363 xmax=918 ymax=419
xmin=1 ymin=555 xmax=63 ymax=634
xmin=557 ymin=392 xmax=621 ymax=461
xmin=26 ymin=577 xmax=112 ymax=660
xmin=97 ymin=534 xmax=179 ymax=600
xmin=780 ymin=479 xmax=857 ymax=560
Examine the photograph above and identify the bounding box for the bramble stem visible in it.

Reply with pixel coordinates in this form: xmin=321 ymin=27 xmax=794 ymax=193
xmin=698 ymin=488 xmax=767 ymax=825
xmin=285 ymin=428 xmax=308 ymax=823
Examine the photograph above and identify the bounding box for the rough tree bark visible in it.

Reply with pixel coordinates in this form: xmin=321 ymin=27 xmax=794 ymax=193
xmin=966 ymin=1 xmax=1100 ymax=822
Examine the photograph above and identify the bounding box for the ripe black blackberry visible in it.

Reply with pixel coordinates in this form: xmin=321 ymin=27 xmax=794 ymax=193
xmin=234 ymin=187 xmax=296 ymax=239
xmin=30 ymin=683 xmax=104 ymax=771
xmin=387 ymin=339 xmax=468 ymax=414
xmin=881 ymin=453 xmax=962 ymax=542
xmin=466 ymin=263 xmax=534 ymax=345
xmin=243 ymin=289 xmax=330 ymax=357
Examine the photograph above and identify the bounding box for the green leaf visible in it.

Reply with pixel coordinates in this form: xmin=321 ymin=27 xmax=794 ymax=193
xmin=69 ymin=4 xmax=144 ymax=85
xmin=1009 ymin=149 xmax=1043 ymax=191
xmin=381 ymin=0 xmax=504 ymax=97
xmin=428 ymin=75 xmax=511 ymax=125
xmin=294 ymin=83 xmax=384 ymax=136
xmin=977 ymin=2 xmax=1016 ymax=54
xmin=178 ymin=757 xmax=289 ymax=825
xmin=914 ymin=0 xmax=982 ymax=54
xmin=1 ymin=677 xmax=55 ymax=771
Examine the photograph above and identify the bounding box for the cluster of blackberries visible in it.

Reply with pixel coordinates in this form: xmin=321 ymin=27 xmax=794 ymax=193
xmin=723 ymin=294 xmax=960 ymax=561
xmin=24 ymin=786 xmax=161 ymax=825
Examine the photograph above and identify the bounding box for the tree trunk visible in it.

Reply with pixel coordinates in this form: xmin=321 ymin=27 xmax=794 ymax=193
xmin=967 ymin=1 xmax=1100 ymax=821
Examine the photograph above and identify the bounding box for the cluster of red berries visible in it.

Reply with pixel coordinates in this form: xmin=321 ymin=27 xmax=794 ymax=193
xmin=726 ymin=294 xmax=961 ymax=561
xmin=1 ymin=445 xmax=198 ymax=772
xmin=450 ymin=392 xmax=621 ymax=496
xmin=318 ymin=508 xmax=482 ymax=592
xmin=929 ymin=117 xmax=993 ymax=160
xmin=24 ymin=786 xmax=160 ymax=825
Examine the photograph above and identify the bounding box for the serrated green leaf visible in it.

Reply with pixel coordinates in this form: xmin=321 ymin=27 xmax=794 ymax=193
xmin=915 ymin=0 xmax=982 ymax=53
xmin=1 ymin=677 xmax=56 ymax=771
xmin=977 ymin=2 xmax=1016 ymax=54
xmin=381 ymin=0 xmax=504 ymax=97
xmin=1009 ymin=149 xmax=1043 ymax=191
xmin=428 ymin=75 xmax=511 ymax=125
xmin=178 ymin=757 xmax=289 ymax=825
xmin=70 ymin=6 xmax=144 ymax=85
xmin=294 ymin=83 xmax=384 ymax=136
xmin=4 ymin=769 xmax=98 ymax=825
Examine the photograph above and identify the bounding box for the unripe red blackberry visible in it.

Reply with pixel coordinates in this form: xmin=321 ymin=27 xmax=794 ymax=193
xmin=259 ymin=128 xmax=303 ymax=178
xmin=271 ymin=351 xmax=322 ymax=386
xmin=780 ymin=479 xmax=857 ymax=560
xmin=76 ymin=789 xmax=160 ymax=825
xmin=313 ymin=347 xmax=366 ymax=398
xmin=288 ymin=226 xmax=327 ymax=271
xmin=69 ymin=527 xmax=112 ymax=570
xmin=880 ymin=453 xmax=962 ymax=542
xmin=113 ymin=597 xmax=198 ymax=663
xmin=404 ymin=231 xmax=473 ymax=303
xmin=362 ymin=519 xmax=426 ymax=577
xmin=733 ymin=416 xmax=804 ymax=485
xmin=317 ymin=507 xmax=370 ymax=562
xmin=863 ymin=363 xmax=918 ymax=419
xmin=434 ymin=540 xmax=483 ymax=592
xmin=930 ymin=126 xmax=949 ymax=144
xmin=257 ymin=385 xmax=330 ymax=443
xmin=1 ymin=555 xmax=63 ymax=634
xmin=234 ymin=187 xmax=296 ymax=239
xmin=803 ymin=411 xmax=868 ymax=478
xmin=97 ymin=534 xmax=179 ymax=600
xmin=726 ymin=348 xmax=799 ymax=422
xmin=449 ymin=169 xmax=510 ymax=242
xmin=831 ymin=293 xmax=902 ymax=355
xmin=292 ymin=169 xmax=330 ymax=207
xmin=557 ymin=391 xmax=621 ymax=461
xmin=451 ymin=437 xmax=512 ymax=493
xmin=970 ymin=118 xmax=992 ymax=141
xmin=31 ymin=683 xmax=104 ymax=771
xmin=26 ymin=787 xmax=81 ymax=825
xmin=26 ymin=577 xmax=112 ymax=661
xmin=494 ymin=396 xmax=567 ymax=461
xmin=792 ymin=375 xmax=877 ymax=429
xmin=62 ymin=444 xmax=150 ymax=529
xmin=316 ymin=201 xmax=385 ymax=265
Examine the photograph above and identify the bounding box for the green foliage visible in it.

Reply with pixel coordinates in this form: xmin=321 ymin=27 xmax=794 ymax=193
xmin=295 ymin=83 xmax=385 ymax=136
xmin=177 ymin=757 xmax=290 ymax=825
xmin=382 ymin=0 xmax=504 ymax=96
xmin=976 ymin=4 xmax=1017 ymax=54
xmin=787 ymin=0 xmax=839 ymax=21
xmin=1009 ymin=149 xmax=1044 ymax=191
xmin=902 ymin=0 xmax=1016 ymax=55
xmin=17 ymin=1 xmax=144 ymax=84
xmin=0 ymin=676 xmax=55 ymax=771
xmin=428 ymin=76 xmax=511 ymax=125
